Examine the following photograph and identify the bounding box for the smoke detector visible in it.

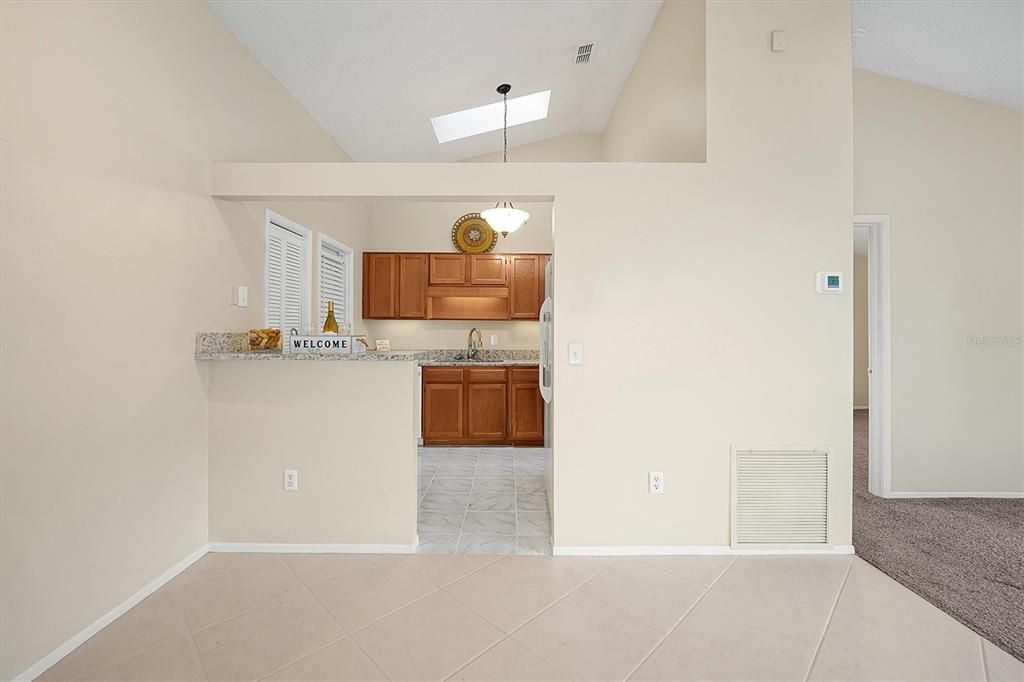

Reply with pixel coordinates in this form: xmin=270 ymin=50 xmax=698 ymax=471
xmin=575 ymin=43 xmax=594 ymax=64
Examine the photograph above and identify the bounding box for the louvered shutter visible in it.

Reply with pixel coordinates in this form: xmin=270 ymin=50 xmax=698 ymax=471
xmin=265 ymin=221 xmax=307 ymax=332
xmin=319 ymin=240 xmax=348 ymax=328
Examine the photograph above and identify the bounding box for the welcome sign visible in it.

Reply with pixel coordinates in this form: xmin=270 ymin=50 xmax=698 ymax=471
xmin=287 ymin=335 xmax=352 ymax=355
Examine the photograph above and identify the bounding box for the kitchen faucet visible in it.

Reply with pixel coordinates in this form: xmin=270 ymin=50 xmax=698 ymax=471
xmin=467 ymin=327 xmax=483 ymax=359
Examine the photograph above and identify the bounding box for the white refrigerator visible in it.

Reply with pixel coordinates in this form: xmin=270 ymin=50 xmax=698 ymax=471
xmin=539 ymin=258 xmax=553 ymax=449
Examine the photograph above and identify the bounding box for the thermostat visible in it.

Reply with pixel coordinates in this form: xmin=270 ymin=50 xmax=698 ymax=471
xmin=816 ymin=272 xmax=843 ymax=293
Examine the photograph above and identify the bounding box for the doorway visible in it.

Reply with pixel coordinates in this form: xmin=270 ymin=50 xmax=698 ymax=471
xmin=407 ymin=199 xmax=556 ymax=555
xmin=853 ymin=215 xmax=892 ymax=498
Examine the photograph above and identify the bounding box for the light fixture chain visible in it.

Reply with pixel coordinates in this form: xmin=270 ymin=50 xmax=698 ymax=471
xmin=503 ymin=89 xmax=508 ymax=164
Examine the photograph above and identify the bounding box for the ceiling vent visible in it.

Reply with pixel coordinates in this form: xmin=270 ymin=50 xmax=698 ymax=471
xmin=575 ymin=43 xmax=594 ymax=64
xmin=731 ymin=448 xmax=829 ymax=546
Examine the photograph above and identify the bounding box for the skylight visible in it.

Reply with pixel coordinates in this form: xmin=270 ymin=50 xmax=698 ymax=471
xmin=431 ymin=90 xmax=551 ymax=144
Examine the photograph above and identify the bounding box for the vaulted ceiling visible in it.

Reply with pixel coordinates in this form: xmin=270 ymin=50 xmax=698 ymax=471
xmin=852 ymin=0 xmax=1023 ymax=110
xmin=209 ymin=0 xmax=663 ymax=162
xmin=210 ymin=0 xmax=1022 ymax=164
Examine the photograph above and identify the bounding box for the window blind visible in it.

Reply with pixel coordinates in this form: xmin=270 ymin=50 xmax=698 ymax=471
xmin=265 ymin=221 xmax=307 ymax=332
xmin=319 ymin=240 xmax=349 ymax=329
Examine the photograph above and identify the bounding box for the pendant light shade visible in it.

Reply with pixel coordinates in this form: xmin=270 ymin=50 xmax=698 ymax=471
xmin=482 ymin=202 xmax=529 ymax=237
xmin=483 ymin=83 xmax=529 ymax=237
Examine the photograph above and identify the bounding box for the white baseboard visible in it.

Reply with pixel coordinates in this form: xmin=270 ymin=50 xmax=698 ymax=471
xmin=15 ymin=545 xmax=209 ymax=682
xmin=209 ymin=542 xmax=417 ymax=554
xmin=886 ymin=491 xmax=1024 ymax=499
xmin=552 ymin=544 xmax=855 ymax=557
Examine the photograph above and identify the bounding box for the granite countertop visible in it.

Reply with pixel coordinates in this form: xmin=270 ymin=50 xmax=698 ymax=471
xmin=419 ymin=359 xmax=539 ymax=367
xmin=194 ymin=332 xmax=538 ymax=366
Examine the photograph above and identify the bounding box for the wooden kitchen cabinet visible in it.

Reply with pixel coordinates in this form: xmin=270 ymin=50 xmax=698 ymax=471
xmin=363 ymin=253 xmax=396 ymax=318
xmin=397 ymin=253 xmax=427 ymax=318
xmin=469 ymin=255 xmax=507 ymax=285
xmin=508 ymin=255 xmax=546 ymax=319
xmin=429 ymin=254 xmax=467 ymax=284
xmin=422 ymin=365 xmax=543 ymax=446
xmin=509 ymin=368 xmax=544 ymax=443
xmin=422 ymin=382 xmax=464 ymax=441
xmin=466 ymin=383 xmax=507 ymax=441
xmin=363 ymin=252 xmax=548 ymax=321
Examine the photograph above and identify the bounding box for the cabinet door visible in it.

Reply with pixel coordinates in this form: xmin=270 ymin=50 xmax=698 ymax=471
xmin=363 ymin=253 xmax=396 ymax=318
xmin=509 ymin=379 xmax=544 ymax=443
xmin=508 ymin=255 xmax=542 ymax=319
xmin=429 ymin=254 xmax=467 ymax=285
xmin=397 ymin=254 xmax=427 ymax=318
xmin=423 ymin=383 xmax=464 ymax=441
xmin=466 ymin=383 xmax=507 ymax=441
xmin=469 ymin=255 xmax=507 ymax=285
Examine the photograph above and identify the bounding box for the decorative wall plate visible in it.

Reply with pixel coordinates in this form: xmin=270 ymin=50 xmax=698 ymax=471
xmin=451 ymin=213 xmax=498 ymax=254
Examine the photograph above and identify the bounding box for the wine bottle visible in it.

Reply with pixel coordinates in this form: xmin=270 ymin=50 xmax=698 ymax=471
xmin=323 ymin=300 xmax=339 ymax=334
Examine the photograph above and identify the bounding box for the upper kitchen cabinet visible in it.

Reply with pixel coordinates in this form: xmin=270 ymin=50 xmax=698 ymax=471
xmin=396 ymin=254 xmax=428 ymax=318
xmin=362 ymin=252 xmax=548 ymax=321
xmin=509 ymin=255 xmax=548 ymax=319
xmin=469 ymin=255 xmax=507 ymax=285
xmin=363 ymin=253 xmax=396 ymax=318
xmin=429 ymin=254 xmax=467 ymax=284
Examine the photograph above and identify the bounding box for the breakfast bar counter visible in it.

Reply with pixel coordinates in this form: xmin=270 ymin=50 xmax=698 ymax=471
xmin=197 ymin=332 xmax=538 ymax=551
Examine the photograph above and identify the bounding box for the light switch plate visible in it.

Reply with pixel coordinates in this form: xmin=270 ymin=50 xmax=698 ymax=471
xmin=770 ymin=30 xmax=786 ymax=52
xmin=568 ymin=342 xmax=584 ymax=365
xmin=490 ymin=334 xmax=498 ymax=346
xmin=231 ymin=286 xmax=248 ymax=307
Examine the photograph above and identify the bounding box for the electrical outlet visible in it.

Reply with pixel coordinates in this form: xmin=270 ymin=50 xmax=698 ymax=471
xmin=489 ymin=334 xmax=498 ymax=346
xmin=649 ymin=471 xmax=665 ymax=494
xmin=284 ymin=469 xmax=298 ymax=491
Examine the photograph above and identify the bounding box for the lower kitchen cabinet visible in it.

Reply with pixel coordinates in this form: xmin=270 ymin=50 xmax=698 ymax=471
xmin=422 ymin=382 xmax=464 ymax=441
xmin=509 ymin=368 xmax=544 ymax=442
xmin=466 ymin=383 xmax=507 ymax=441
xmin=422 ymin=365 xmax=543 ymax=446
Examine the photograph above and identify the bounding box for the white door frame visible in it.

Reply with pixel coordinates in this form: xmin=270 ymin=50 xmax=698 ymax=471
xmin=855 ymin=215 xmax=893 ymax=497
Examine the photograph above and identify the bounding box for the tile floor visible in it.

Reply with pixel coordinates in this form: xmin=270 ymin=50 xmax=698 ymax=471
xmin=37 ymin=553 xmax=1024 ymax=681
xmin=417 ymin=446 xmax=551 ymax=555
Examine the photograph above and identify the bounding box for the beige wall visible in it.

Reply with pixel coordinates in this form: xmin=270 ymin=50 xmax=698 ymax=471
xmin=363 ymin=200 xmax=553 ymax=349
xmin=603 ymin=0 xmax=707 ymax=162
xmin=0 ymin=1 xmax=351 ymax=678
xmin=208 ymin=361 xmax=417 ymax=545
xmin=367 ymin=201 xmax=553 ymax=253
xmin=219 ymin=199 xmax=373 ymax=335
xmin=853 ymin=255 xmax=869 ymax=408
xmin=854 ymin=70 xmax=1023 ymax=494
xmin=3 ymin=1 xmax=854 ymax=676
xmin=213 ymin=0 xmax=855 ymax=549
xmin=365 ymin=320 xmax=541 ymax=351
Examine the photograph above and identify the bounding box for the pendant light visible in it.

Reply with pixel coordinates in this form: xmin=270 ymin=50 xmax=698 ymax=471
xmin=481 ymin=83 xmax=530 ymax=237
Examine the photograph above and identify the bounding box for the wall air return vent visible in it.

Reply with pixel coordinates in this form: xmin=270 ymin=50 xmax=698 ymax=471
xmin=731 ymin=448 xmax=829 ymax=546
xmin=575 ymin=43 xmax=594 ymax=64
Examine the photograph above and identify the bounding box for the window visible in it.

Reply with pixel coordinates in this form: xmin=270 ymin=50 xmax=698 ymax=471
xmin=264 ymin=211 xmax=310 ymax=333
xmin=318 ymin=234 xmax=353 ymax=330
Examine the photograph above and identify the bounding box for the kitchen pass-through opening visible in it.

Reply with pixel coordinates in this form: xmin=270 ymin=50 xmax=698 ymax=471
xmin=398 ymin=199 xmax=554 ymax=555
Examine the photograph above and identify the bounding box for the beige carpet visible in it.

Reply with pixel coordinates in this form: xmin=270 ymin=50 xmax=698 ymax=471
xmin=852 ymin=410 xmax=1024 ymax=662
